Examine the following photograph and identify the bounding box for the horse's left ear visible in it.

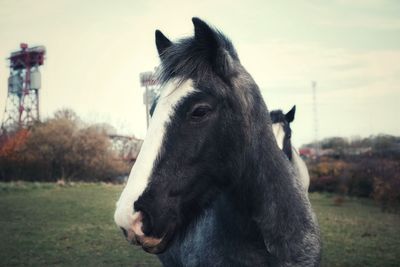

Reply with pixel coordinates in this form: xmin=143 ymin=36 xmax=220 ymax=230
xmin=285 ymin=105 xmax=296 ymax=123
xmin=155 ymin=30 xmax=172 ymax=57
xmin=192 ymin=17 xmax=235 ymax=77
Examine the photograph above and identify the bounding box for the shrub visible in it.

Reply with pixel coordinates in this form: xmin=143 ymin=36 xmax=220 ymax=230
xmin=0 ymin=110 xmax=129 ymax=182
xmin=308 ymin=156 xmax=400 ymax=211
xmin=308 ymin=159 xmax=349 ymax=193
xmin=0 ymin=129 xmax=30 ymax=181
xmin=371 ymin=160 xmax=400 ymax=212
xmin=346 ymin=158 xmax=374 ymax=198
xmin=310 ymin=175 xmax=339 ymax=193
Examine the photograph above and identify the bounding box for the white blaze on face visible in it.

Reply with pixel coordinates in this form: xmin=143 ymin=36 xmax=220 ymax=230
xmin=114 ymin=79 xmax=196 ymax=232
xmin=272 ymin=123 xmax=285 ymax=150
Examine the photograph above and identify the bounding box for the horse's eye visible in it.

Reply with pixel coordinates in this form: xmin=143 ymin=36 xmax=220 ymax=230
xmin=190 ymin=104 xmax=212 ymax=122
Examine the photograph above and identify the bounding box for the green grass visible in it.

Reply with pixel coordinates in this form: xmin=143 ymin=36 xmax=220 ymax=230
xmin=313 ymin=194 xmax=400 ymax=267
xmin=0 ymin=182 xmax=399 ymax=267
xmin=0 ymin=182 xmax=160 ymax=267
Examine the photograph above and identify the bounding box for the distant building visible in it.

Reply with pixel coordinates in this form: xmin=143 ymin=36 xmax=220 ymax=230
xmin=109 ymin=134 xmax=143 ymax=163
xmin=299 ymin=147 xmax=316 ymax=159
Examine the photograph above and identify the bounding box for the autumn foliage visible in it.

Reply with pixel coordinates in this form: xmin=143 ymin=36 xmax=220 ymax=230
xmin=0 ymin=110 xmax=129 ymax=182
xmin=0 ymin=129 xmax=29 ymax=160
xmin=308 ymin=155 xmax=400 ymax=212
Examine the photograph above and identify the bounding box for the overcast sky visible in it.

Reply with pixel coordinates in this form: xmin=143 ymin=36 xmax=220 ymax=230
xmin=0 ymin=0 xmax=399 ymax=146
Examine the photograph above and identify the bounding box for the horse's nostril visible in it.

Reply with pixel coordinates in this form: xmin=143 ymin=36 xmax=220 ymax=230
xmin=138 ymin=210 xmax=150 ymax=235
xmin=120 ymin=227 xmax=128 ymax=238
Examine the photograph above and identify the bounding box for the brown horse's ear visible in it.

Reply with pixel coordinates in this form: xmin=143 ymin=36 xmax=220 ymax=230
xmin=155 ymin=30 xmax=172 ymax=56
xmin=285 ymin=105 xmax=296 ymax=123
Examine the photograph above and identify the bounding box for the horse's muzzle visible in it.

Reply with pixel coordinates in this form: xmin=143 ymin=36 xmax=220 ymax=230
xmin=122 ymin=211 xmax=174 ymax=254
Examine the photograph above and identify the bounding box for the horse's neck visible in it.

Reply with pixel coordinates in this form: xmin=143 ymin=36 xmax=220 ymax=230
xmin=159 ymin=135 xmax=319 ymax=266
xmin=159 ymin=192 xmax=269 ymax=266
xmin=239 ymin=120 xmax=320 ymax=262
xmin=160 ymin=105 xmax=319 ymax=265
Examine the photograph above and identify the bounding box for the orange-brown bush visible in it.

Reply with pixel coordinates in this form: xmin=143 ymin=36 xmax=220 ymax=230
xmin=308 ymin=159 xmax=350 ymax=193
xmin=0 ymin=110 xmax=129 ymax=182
xmin=0 ymin=129 xmax=30 ymax=179
xmin=308 ymin=155 xmax=400 ymax=211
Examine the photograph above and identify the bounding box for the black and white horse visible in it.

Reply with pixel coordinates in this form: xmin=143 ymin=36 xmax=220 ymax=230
xmin=114 ymin=18 xmax=321 ymax=266
xmin=270 ymin=106 xmax=310 ymax=191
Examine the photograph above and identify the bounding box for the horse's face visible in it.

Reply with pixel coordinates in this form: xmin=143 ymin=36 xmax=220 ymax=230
xmin=114 ymin=77 xmax=242 ymax=253
xmin=115 ymin=17 xmax=250 ymax=254
xmin=271 ymin=106 xmax=296 ymax=160
xmin=114 ymin=17 xmax=249 ymax=253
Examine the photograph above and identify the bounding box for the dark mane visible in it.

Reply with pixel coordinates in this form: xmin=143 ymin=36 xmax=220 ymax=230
xmin=270 ymin=109 xmax=286 ymax=124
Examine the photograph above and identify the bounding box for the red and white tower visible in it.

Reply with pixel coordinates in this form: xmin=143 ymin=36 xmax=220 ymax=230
xmin=1 ymin=43 xmax=46 ymax=133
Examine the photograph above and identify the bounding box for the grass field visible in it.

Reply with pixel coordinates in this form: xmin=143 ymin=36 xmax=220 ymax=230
xmin=0 ymin=182 xmax=399 ymax=267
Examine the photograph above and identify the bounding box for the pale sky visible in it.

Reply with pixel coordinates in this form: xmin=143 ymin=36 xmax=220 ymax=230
xmin=0 ymin=0 xmax=399 ymax=146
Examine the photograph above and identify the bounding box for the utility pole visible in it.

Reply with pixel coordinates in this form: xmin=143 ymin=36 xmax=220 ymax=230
xmin=140 ymin=69 xmax=160 ymax=129
xmin=312 ymin=81 xmax=320 ymax=157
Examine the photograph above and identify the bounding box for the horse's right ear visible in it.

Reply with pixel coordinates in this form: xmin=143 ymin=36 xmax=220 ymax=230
xmin=155 ymin=30 xmax=172 ymax=56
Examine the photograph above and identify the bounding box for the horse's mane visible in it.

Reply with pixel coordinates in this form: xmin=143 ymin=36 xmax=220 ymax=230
xmin=270 ymin=109 xmax=286 ymax=124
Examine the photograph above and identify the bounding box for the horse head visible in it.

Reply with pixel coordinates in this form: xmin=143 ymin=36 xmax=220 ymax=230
xmin=114 ymin=19 xmax=320 ymax=266
xmin=114 ymin=18 xmax=262 ymax=254
xmin=270 ymin=105 xmax=296 ymax=160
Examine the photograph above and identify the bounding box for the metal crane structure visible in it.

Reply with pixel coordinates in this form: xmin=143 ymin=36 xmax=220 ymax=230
xmin=1 ymin=43 xmax=46 ymax=134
